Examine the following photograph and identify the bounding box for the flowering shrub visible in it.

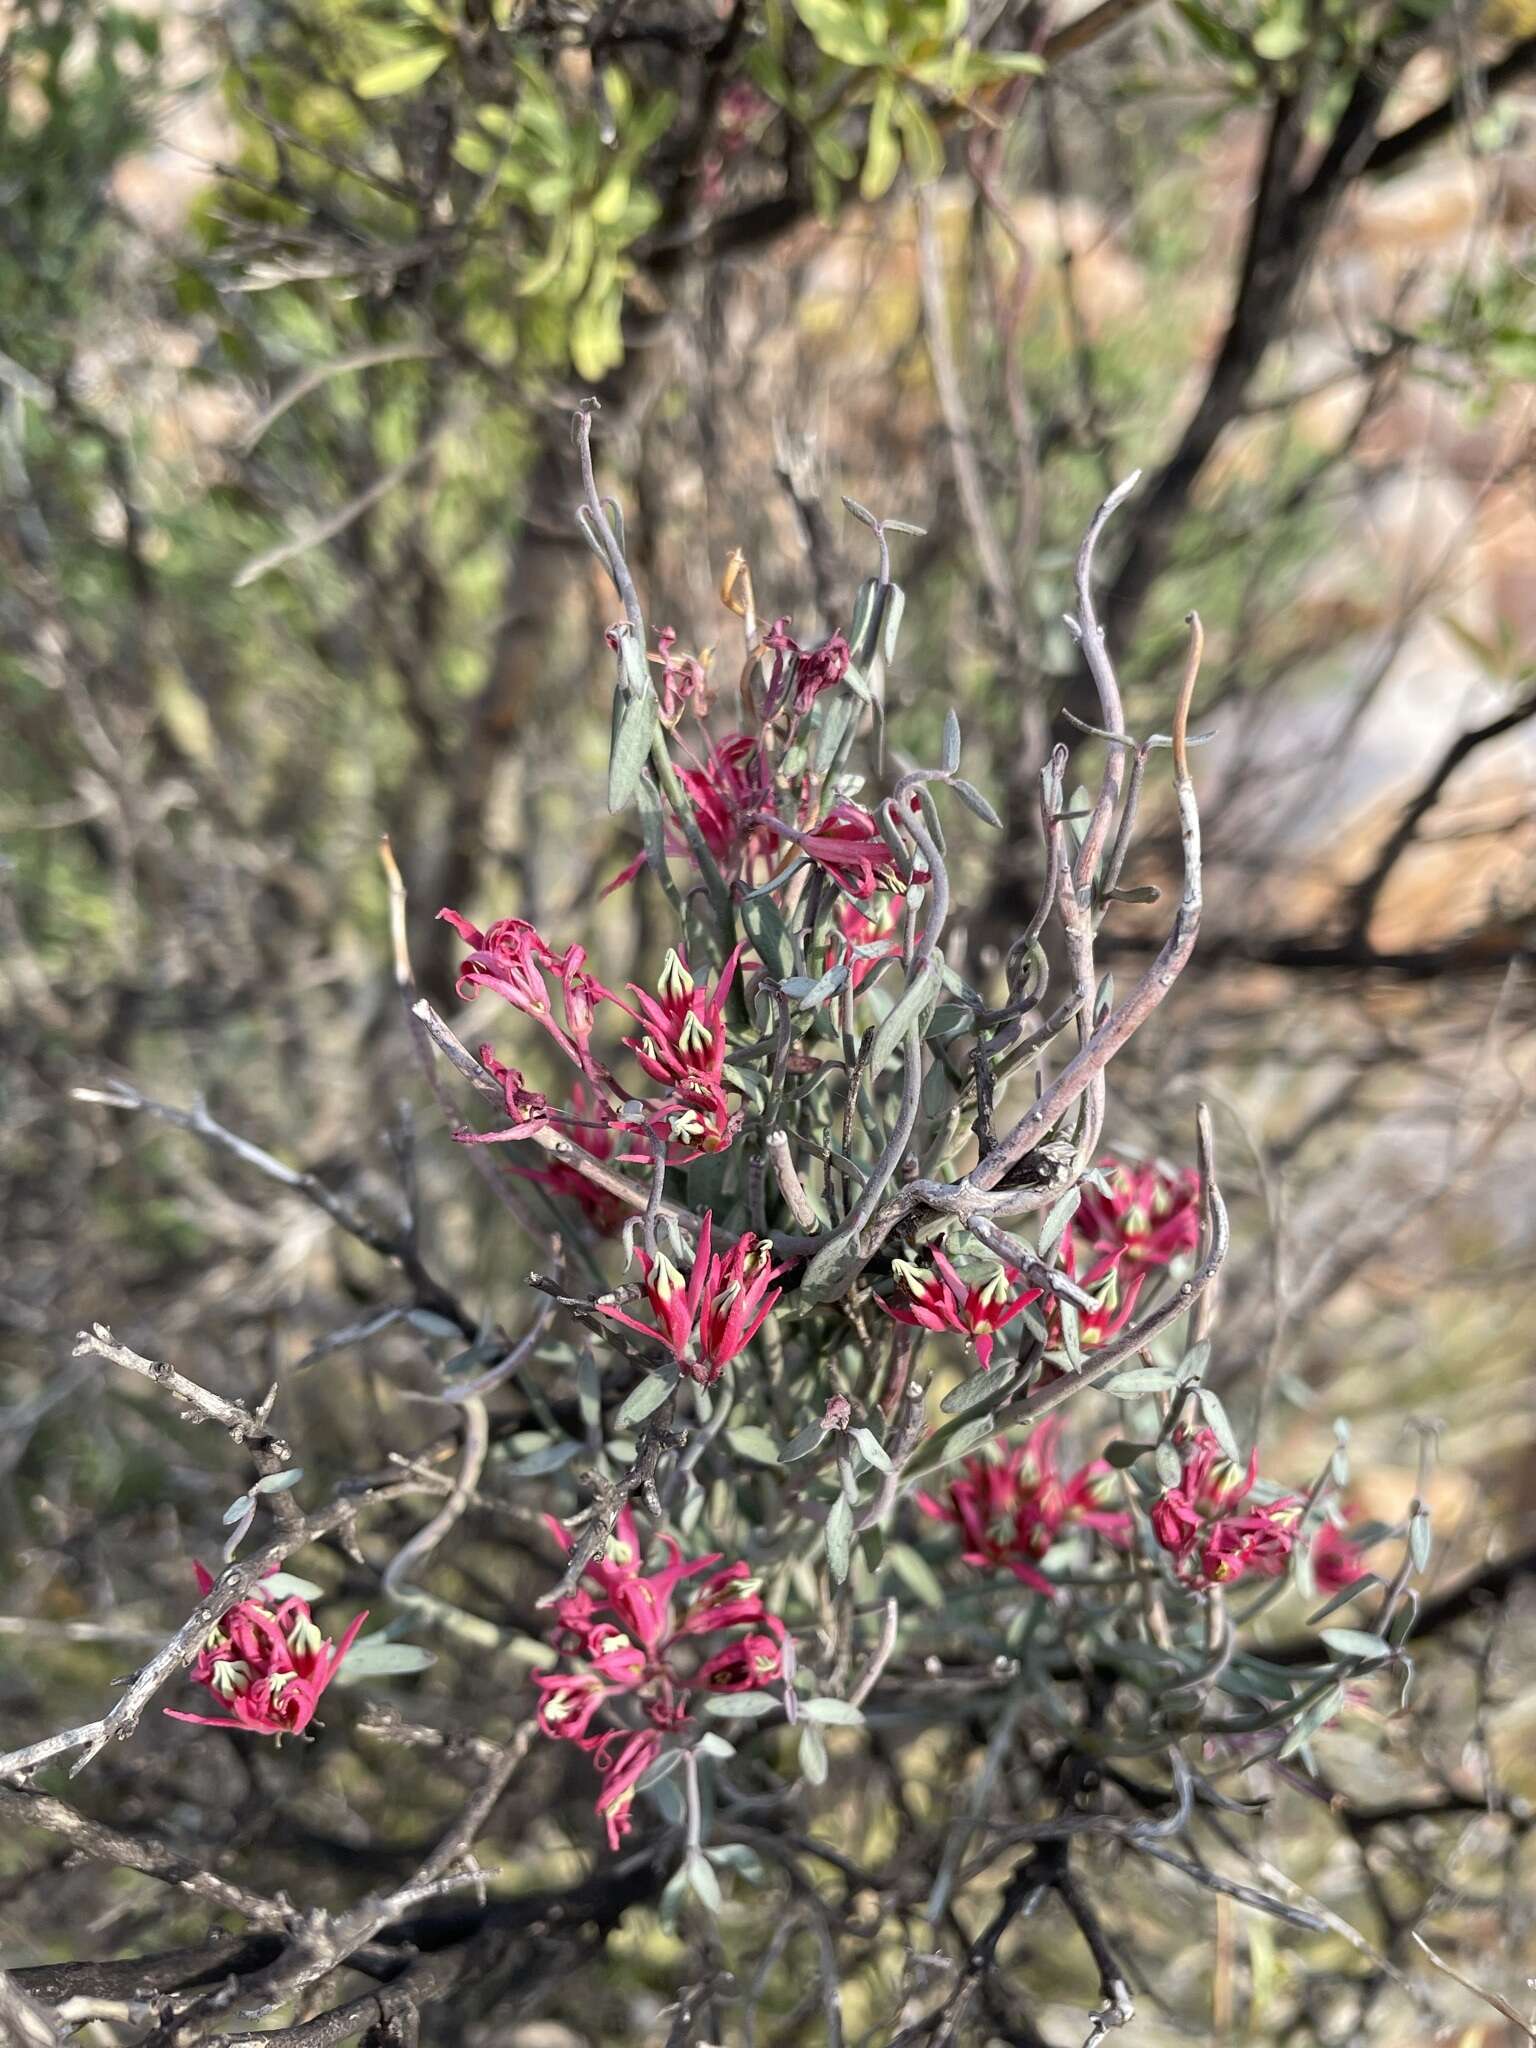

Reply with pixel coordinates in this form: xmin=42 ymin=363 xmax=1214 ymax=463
xmin=4 ymin=414 xmax=1433 ymax=2045
xmin=405 ymin=411 xmax=1423 ymax=1941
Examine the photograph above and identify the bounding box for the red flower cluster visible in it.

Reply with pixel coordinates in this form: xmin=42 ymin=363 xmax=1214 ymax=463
xmin=796 ymin=800 xmax=917 ymax=900
xmin=439 ymin=911 xmax=610 ymax=1083
xmin=1312 ymin=1514 xmax=1370 ymax=1595
xmin=1051 ymin=1233 xmax=1146 ymax=1352
xmin=879 ymin=1252 xmax=1042 ymax=1371
xmin=538 ymin=1506 xmax=788 ymax=1848
xmin=758 ymin=616 xmax=853 ymax=720
xmin=598 ymin=1211 xmax=787 ymax=1386
xmin=917 ymin=1424 xmax=1131 ymax=1597
xmin=440 ymin=906 xmax=749 ymax=1172
xmin=612 ymin=947 xmax=742 ymax=1162
xmin=680 ymin=733 xmax=784 ymax=876
xmin=619 ymin=947 xmax=736 ymax=1093
xmin=167 ymin=1564 xmax=366 ymax=1739
xmin=1076 ymin=1158 xmax=1202 ymax=1269
xmin=1149 ymin=1428 xmax=1303 ymax=1589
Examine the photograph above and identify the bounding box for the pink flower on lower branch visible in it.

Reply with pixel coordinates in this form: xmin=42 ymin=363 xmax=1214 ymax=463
xmin=879 ymin=1252 xmax=1043 ymax=1370
xmin=1051 ymin=1234 xmax=1146 ymax=1352
xmin=917 ymin=1425 xmax=1131 ymax=1597
xmin=610 ymin=1075 xmax=743 ymax=1164
xmin=166 ymin=1563 xmax=366 ymax=1739
xmin=587 ymin=1727 xmax=665 ymax=1849
xmin=596 ymin=1212 xmax=788 ymax=1386
xmin=538 ymin=1507 xmax=789 ymax=1849
xmin=1150 ymin=1427 xmax=1302 ymax=1589
xmin=1311 ymin=1513 xmax=1371 ymax=1595
xmin=795 ymin=800 xmax=924 ymax=900
xmin=1076 ymin=1157 xmax=1202 ymax=1270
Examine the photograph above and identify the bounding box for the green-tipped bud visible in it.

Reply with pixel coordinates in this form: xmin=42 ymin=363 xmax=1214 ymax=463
xmin=650 ymin=1252 xmax=685 ymax=1301
xmin=209 ymin=1657 xmax=251 ymax=1698
xmin=892 ymin=1258 xmax=933 ymax=1300
xmin=286 ymin=1612 xmax=324 ymax=1659
xmin=976 ymin=1267 xmax=1011 ymax=1309
xmin=677 ymin=1011 xmax=713 ymax=1056
xmin=658 ymin=948 xmax=694 ymax=1003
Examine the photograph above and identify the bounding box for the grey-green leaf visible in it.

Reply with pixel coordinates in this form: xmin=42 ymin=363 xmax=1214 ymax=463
xmin=799 ymin=1721 xmax=829 ymax=1785
xmin=1319 ymin=1627 xmax=1392 ymax=1665
xmin=503 ymin=1438 xmax=583 ymax=1478
xmin=825 ymin=1494 xmax=854 ymax=1585
xmin=334 ymin=1640 xmax=437 ymax=1682
xmin=778 ymin=1421 xmax=829 ymax=1463
xmin=1277 ymin=1682 xmax=1344 ymax=1760
xmin=950 ymin=778 xmax=1002 ymax=829
xmin=851 ymin=1426 xmax=892 ymax=1474
xmin=1197 ymin=1388 xmax=1242 ymax=1466
xmin=251 ymin=1468 xmax=304 ymax=1496
xmin=685 ymin=1850 xmax=722 ymax=1914
xmin=702 ymin=1691 xmax=778 ymax=1719
xmin=867 ymin=958 xmax=939 ymax=1075
xmin=801 ymin=1696 xmax=865 ymax=1727
xmin=615 ymin=1364 xmax=679 ymax=1429
xmin=726 ymin=1425 xmax=781 ymax=1466
xmin=1102 ymin=1366 xmax=1177 ymax=1398
xmin=608 ymin=682 xmax=657 ymax=814
xmin=903 ymin=1411 xmax=995 ymax=1481
xmin=940 ymin=707 xmax=961 ymax=772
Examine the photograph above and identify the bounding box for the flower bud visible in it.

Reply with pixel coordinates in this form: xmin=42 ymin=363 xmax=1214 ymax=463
xmin=892 ymin=1258 xmax=936 ymax=1302
xmin=677 ymin=1011 xmax=714 ymax=1056
xmin=209 ymin=1657 xmax=251 ymax=1698
xmin=657 ymin=948 xmax=694 ymax=1003
xmin=287 ymin=1612 xmax=324 ymax=1659
xmin=649 ymin=1252 xmax=685 ymax=1301
xmin=976 ymin=1267 xmax=1011 ymax=1309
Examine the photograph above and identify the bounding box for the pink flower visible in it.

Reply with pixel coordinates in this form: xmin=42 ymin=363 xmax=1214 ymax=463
xmin=598 ymin=1237 xmax=708 ymax=1365
xmin=757 ymin=617 xmax=853 ymax=720
xmin=611 ymin=1077 xmax=743 ymax=1164
xmin=617 ymin=948 xmax=740 ymax=1095
xmin=1052 ymin=1235 xmax=1146 ymax=1352
xmin=1150 ymin=1427 xmax=1302 ymax=1589
xmin=697 ymin=1631 xmax=790 ymax=1693
xmin=453 ymin=1046 xmax=552 ymax=1141
xmin=652 ymin=626 xmax=709 ymax=723
xmin=917 ymin=1425 xmax=1131 ymax=1596
xmin=535 ymin=1669 xmax=614 ymax=1742
xmin=166 ymin=1563 xmax=367 ymax=1740
xmin=681 ymin=734 xmax=784 ymax=873
xmin=606 ymin=734 xmax=787 ymax=890
xmin=796 ymin=801 xmax=918 ymax=900
xmin=696 ymin=1225 xmax=789 ymax=1386
xmin=538 ymin=1508 xmax=789 ymax=1849
xmin=587 ymin=1727 xmax=664 ymax=1849
xmin=1076 ymin=1158 xmax=1202 ymax=1269
xmin=1312 ymin=1514 xmax=1370 ymax=1595
xmin=439 ymin=909 xmax=613 ymax=1082
xmin=879 ymin=1252 xmax=1043 ymax=1371
xmin=596 ymin=1213 xmax=787 ymax=1386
